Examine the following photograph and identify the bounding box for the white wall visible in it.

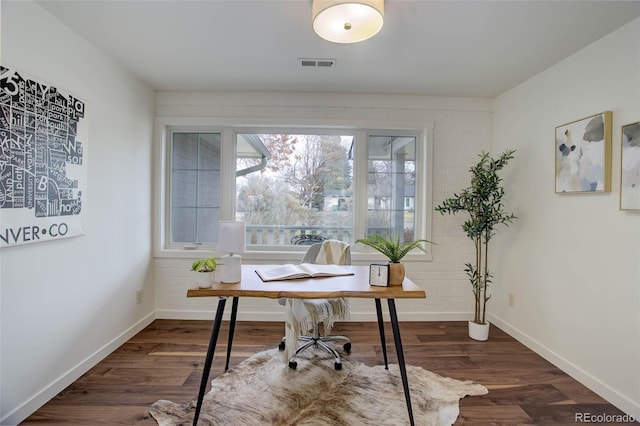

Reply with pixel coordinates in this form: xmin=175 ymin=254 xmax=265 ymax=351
xmin=4 ymin=2 xmax=636 ymax=423
xmin=153 ymin=92 xmax=494 ymax=322
xmin=492 ymin=18 xmax=640 ymax=418
xmin=0 ymin=2 xmax=155 ymax=424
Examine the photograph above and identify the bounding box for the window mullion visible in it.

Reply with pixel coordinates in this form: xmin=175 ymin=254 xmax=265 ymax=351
xmin=416 ymin=127 xmax=433 ymax=245
xmin=193 ymin=134 xmax=199 ymax=244
xmin=353 ymin=129 xmax=369 ymax=241
xmin=219 ymin=128 xmax=236 ymax=220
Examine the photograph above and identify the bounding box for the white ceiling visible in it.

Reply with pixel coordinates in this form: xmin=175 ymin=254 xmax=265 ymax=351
xmin=37 ymin=0 xmax=640 ymax=98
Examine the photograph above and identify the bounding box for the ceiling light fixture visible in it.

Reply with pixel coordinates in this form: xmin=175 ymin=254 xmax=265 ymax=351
xmin=312 ymin=0 xmax=384 ymax=44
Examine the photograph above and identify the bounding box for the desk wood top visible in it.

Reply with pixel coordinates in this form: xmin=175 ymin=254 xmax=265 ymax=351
xmin=187 ymin=265 xmax=426 ymax=300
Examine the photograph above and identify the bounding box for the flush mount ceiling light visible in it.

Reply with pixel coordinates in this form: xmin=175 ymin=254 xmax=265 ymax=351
xmin=312 ymin=0 xmax=384 ymax=44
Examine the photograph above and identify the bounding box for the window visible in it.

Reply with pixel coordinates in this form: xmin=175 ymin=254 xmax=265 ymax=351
xmin=165 ymin=127 xmax=429 ymax=255
xmin=169 ymin=132 xmax=221 ymax=245
xmin=236 ymin=132 xmax=353 ymax=246
xmin=367 ymin=135 xmax=417 ymax=240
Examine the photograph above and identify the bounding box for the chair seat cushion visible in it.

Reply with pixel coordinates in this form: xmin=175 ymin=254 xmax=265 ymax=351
xmin=284 ymin=298 xmax=350 ymax=362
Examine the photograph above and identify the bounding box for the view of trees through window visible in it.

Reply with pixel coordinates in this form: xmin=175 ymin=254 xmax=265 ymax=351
xmin=236 ymin=133 xmax=354 ymax=245
xmin=235 ymin=132 xmax=418 ymax=246
xmin=167 ymin=130 xmax=421 ymax=249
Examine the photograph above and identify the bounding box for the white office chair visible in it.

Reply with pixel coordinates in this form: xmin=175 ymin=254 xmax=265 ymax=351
xmin=279 ymin=240 xmax=352 ymax=370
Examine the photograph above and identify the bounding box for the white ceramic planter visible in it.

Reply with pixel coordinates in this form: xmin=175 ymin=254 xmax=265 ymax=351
xmin=468 ymin=320 xmax=490 ymax=341
xmin=194 ymin=271 xmax=215 ymax=288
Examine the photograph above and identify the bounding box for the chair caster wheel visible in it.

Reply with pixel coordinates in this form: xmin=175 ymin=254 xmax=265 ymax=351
xmin=278 ymin=341 xmax=285 ymax=351
xmin=288 ymin=361 xmax=297 ymax=370
xmin=343 ymin=342 xmax=351 ymax=353
xmin=334 ymin=362 xmax=342 ymax=371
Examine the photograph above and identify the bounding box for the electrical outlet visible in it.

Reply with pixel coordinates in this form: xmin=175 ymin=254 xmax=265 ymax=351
xmin=508 ymin=292 xmax=515 ymax=307
xmin=136 ymin=289 xmax=143 ymax=304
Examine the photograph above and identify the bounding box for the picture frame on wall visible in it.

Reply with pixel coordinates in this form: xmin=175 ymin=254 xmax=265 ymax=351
xmin=620 ymin=121 xmax=640 ymax=211
xmin=555 ymin=111 xmax=612 ymax=193
xmin=0 ymin=65 xmax=88 ymax=247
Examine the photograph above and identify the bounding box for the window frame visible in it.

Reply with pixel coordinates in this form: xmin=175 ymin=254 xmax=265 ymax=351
xmin=363 ymin=130 xmax=427 ymax=246
xmin=233 ymin=127 xmax=357 ymax=251
xmin=166 ymin=130 xmax=223 ymax=248
xmin=154 ymin=119 xmax=433 ymax=263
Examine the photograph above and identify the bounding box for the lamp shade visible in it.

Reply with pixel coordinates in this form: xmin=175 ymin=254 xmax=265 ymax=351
xmin=217 ymin=220 xmax=246 ymax=255
xmin=217 ymin=220 xmax=245 ymax=283
xmin=312 ymin=0 xmax=384 ymax=44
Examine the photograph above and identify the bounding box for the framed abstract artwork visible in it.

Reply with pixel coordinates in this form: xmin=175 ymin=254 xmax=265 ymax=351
xmin=555 ymin=111 xmax=612 ymax=193
xmin=620 ymin=121 xmax=640 ymax=211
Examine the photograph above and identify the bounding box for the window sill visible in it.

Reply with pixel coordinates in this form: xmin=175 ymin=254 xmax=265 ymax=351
xmin=154 ymin=248 xmax=432 ymax=263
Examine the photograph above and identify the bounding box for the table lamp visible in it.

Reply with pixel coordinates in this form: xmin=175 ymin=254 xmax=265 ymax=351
xmin=217 ymin=220 xmax=246 ymax=283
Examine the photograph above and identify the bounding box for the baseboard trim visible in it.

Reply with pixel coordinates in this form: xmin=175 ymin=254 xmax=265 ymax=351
xmin=1 ymin=312 xmax=157 ymax=426
xmin=489 ymin=314 xmax=640 ymax=420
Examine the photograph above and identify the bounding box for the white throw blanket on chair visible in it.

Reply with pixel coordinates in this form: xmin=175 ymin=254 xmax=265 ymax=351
xmin=314 ymin=239 xmax=349 ymax=265
xmin=284 ymin=240 xmax=351 ymax=363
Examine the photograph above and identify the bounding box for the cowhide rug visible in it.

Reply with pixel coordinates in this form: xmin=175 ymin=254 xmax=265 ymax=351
xmin=150 ymin=349 xmax=487 ymax=426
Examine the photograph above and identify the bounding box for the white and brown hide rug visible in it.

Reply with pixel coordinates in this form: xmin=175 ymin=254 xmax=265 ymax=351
xmin=150 ymin=349 xmax=487 ymax=426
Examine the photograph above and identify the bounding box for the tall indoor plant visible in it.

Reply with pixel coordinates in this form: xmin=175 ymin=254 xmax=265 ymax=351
xmin=435 ymin=150 xmax=516 ymax=340
xmin=356 ymin=233 xmax=431 ymax=285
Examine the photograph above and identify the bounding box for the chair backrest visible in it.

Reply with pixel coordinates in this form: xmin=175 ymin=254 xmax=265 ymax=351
xmin=301 ymin=241 xmax=351 ymax=265
xmin=291 ymin=234 xmax=327 ymax=245
xmin=278 ymin=240 xmax=351 ymax=305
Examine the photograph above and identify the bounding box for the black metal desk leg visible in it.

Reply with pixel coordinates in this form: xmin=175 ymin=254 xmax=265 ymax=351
xmin=388 ymin=299 xmax=415 ymax=426
xmin=224 ymin=297 xmax=239 ymax=371
xmin=193 ymin=297 xmax=227 ymax=426
xmin=374 ymin=298 xmax=389 ymax=369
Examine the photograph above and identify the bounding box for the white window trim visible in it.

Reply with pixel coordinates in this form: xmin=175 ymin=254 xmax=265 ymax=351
xmin=153 ymin=117 xmax=434 ymax=263
xmin=357 ymin=128 xmax=433 ymax=264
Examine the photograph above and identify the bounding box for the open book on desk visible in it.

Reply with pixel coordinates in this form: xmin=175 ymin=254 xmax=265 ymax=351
xmin=255 ymin=263 xmax=354 ymax=282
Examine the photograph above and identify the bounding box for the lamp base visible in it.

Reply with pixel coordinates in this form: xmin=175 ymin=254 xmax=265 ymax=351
xmin=220 ymin=254 xmax=242 ymax=283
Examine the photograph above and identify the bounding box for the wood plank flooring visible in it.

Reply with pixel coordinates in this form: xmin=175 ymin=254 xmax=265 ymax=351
xmin=22 ymin=320 xmax=637 ymax=425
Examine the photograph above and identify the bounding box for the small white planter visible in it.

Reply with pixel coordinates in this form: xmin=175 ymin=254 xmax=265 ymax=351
xmin=194 ymin=271 xmax=215 ymax=288
xmin=468 ymin=320 xmax=490 ymax=341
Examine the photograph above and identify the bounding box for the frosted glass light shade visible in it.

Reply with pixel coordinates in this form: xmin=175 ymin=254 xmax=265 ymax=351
xmin=217 ymin=220 xmax=245 ymax=255
xmin=217 ymin=221 xmax=245 ymax=283
xmin=312 ymin=0 xmax=384 ymax=44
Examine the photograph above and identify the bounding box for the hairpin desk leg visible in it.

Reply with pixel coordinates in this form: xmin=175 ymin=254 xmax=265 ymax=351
xmin=388 ymin=298 xmax=414 ymax=426
xmin=193 ymin=296 xmax=227 ymax=426
xmin=374 ymin=298 xmax=388 ymax=369
xmin=224 ymin=297 xmax=239 ymax=371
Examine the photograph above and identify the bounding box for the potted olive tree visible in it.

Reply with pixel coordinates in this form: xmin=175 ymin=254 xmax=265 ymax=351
xmin=356 ymin=233 xmax=431 ymax=285
xmin=435 ymin=150 xmax=516 ymax=341
xmin=191 ymin=257 xmax=218 ymax=288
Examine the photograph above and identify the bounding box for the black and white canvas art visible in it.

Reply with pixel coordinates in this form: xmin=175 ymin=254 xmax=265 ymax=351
xmin=0 ymin=66 xmax=88 ymax=247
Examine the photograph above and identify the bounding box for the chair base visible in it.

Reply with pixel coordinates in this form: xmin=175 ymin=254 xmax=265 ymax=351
xmin=279 ymin=324 xmax=351 ymax=370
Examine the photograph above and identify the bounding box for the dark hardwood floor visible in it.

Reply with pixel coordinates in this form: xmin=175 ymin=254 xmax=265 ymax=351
xmin=23 ymin=320 xmax=637 ymax=425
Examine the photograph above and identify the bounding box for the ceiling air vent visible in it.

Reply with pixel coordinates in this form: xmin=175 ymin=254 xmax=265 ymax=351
xmin=299 ymin=58 xmax=336 ymax=68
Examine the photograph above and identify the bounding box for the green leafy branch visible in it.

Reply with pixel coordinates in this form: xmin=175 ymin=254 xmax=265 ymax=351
xmin=191 ymin=257 xmax=218 ymax=272
xmin=356 ymin=233 xmax=432 ymax=263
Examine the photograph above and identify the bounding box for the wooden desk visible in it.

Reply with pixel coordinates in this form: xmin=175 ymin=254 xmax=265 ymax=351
xmin=187 ymin=264 xmax=426 ymax=426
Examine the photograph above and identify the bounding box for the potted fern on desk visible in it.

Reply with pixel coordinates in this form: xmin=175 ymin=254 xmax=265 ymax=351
xmin=356 ymin=233 xmax=431 ymax=285
xmin=435 ymin=150 xmax=516 ymax=341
